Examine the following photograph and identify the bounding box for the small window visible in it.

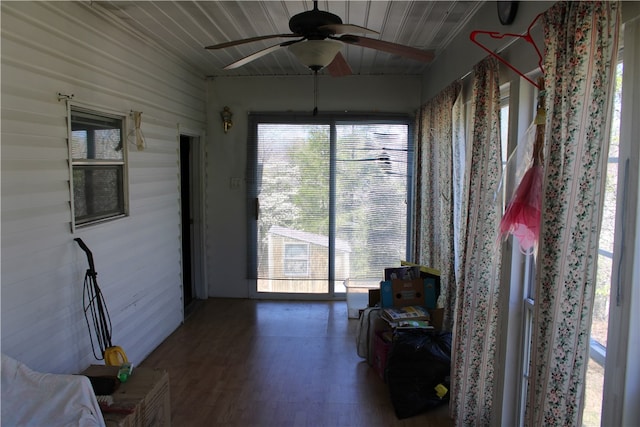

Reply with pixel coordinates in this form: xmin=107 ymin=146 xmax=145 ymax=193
xmin=70 ymin=107 xmax=127 ymax=227
xmin=283 ymin=243 xmax=309 ymax=277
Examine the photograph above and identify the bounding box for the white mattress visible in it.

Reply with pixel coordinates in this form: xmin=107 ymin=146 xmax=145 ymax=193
xmin=1 ymin=354 xmax=106 ymax=427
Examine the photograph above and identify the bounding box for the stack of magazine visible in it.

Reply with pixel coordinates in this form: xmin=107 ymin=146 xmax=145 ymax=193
xmin=381 ymin=305 xmax=433 ymax=329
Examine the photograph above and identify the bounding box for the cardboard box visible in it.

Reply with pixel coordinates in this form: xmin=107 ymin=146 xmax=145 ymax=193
xmin=380 ymin=277 xmax=437 ymax=309
xmin=368 ymin=288 xmax=381 ymax=308
xmin=401 ymin=261 xmax=441 ymax=303
xmin=428 ymin=308 xmax=444 ymax=331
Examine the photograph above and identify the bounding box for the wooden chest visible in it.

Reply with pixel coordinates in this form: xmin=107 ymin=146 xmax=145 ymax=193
xmin=82 ymin=365 xmax=170 ymax=427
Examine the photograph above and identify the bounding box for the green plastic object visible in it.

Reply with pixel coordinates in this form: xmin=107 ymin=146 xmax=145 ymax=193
xmin=117 ymin=362 xmax=133 ymax=383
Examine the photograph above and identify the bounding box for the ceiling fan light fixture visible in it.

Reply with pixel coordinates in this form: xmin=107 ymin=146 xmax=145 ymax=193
xmin=288 ymin=39 xmax=342 ymax=71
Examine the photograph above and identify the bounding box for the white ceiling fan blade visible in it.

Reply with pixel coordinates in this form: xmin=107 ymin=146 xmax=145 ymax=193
xmin=206 ymin=34 xmax=298 ymax=50
xmin=224 ymin=42 xmax=291 ymax=70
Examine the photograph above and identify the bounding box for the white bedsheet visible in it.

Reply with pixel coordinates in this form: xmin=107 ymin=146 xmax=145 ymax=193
xmin=1 ymin=354 xmax=106 ymax=427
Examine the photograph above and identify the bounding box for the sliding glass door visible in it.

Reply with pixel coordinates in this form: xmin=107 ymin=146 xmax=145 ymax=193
xmin=252 ymin=122 xmax=331 ymax=295
xmin=247 ymin=114 xmax=412 ymax=298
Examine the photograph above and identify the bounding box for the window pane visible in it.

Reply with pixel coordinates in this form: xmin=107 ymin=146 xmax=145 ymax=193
xmin=73 ymin=166 xmax=124 ymax=224
xmin=256 ymin=124 xmax=330 ymax=293
xmin=71 ymin=111 xmax=123 ymax=161
xmin=591 ymin=61 xmax=622 ymax=351
xmin=583 ymin=60 xmax=623 ymax=427
xmin=335 ymin=124 xmax=408 ymax=280
xmin=70 ymin=108 xmax=127 ymax=227
xmin=284 ymin=243 xmax=309 ymax=277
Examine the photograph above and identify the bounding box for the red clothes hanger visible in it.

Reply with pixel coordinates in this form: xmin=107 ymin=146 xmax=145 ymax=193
xmin=470 ymin=12 xmax=544 ymax=89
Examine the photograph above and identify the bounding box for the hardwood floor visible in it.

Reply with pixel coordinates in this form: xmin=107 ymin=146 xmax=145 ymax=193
xmin=141 ymin=298 xmax=453 ymax=427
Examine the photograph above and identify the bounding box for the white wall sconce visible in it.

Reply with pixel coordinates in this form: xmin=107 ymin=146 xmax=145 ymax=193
xmin=220 ymin=106 xmax=233 ymax=133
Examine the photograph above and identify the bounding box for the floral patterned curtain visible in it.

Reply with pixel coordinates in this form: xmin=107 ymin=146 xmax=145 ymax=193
xmin=451 ymin=88 xmax=467 ymax=293
xmin=450 ymin=57 xmax=503 ymax=426
xmin=526 ymin=2 xmax=620 ymax=426
xmin=413 ymin=103 xmax=437 ymax=268
xmin=413 ymin=81 xmax=461 ymax=330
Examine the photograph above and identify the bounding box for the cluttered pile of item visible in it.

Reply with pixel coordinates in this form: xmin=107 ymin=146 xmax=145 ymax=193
xmin=356 ymin=262 xmax=452 ymax=419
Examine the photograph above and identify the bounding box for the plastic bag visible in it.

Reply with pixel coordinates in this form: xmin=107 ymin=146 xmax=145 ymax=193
xmin=386 ymin=330 xmax=452 ymax=419
xmin=356 ymin=307 xmax=382 ymax=364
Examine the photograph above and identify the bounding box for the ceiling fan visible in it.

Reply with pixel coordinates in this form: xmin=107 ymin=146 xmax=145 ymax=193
xmin=205 ymin=0 xmax=435 ymax=77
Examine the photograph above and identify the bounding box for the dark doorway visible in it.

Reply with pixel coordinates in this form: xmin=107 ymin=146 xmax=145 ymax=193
xmin=180 ymin=135 xmax=194 ymax=309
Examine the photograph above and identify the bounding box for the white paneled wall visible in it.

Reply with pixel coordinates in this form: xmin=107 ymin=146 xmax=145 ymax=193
xmin=1 ymin=2 xmax=206 ymax=374
xmin=205 ymin=75 xmax=423 ymax=298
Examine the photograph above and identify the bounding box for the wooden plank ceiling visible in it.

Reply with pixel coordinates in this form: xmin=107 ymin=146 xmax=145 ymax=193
xmin=95 ymin=1 xmax=485 ymax=77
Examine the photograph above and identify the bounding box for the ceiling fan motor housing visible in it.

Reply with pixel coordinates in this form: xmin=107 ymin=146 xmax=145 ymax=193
xmin=289 ymin=9 xmax=343 ymax=39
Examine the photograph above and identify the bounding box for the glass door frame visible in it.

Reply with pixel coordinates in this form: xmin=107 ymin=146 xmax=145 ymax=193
xmin=246 ymin=112 xmax=415 ymax=300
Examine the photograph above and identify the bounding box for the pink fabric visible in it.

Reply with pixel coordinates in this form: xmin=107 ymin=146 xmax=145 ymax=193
xmin=499 ymin=163 xmax=542 ymax=253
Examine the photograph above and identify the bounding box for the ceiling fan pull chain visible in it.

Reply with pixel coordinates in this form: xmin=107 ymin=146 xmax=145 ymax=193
xmin=313 ymin=70 xmax=319 ymax=116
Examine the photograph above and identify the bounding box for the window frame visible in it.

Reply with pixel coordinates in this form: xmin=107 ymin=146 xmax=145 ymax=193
xmin=498 ymin=34 xmax=635 ymax=427
xmin=67 ymin=103 xmax=129 ymax=230
xmin=601 ymin=16 xmax=640 ymax=427
xmin=495 ymin=74 xmax=541 ymax=427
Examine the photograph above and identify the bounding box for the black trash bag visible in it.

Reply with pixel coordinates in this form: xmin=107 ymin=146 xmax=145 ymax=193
xmin=385 ymin=329 xmax=452 ymax=419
